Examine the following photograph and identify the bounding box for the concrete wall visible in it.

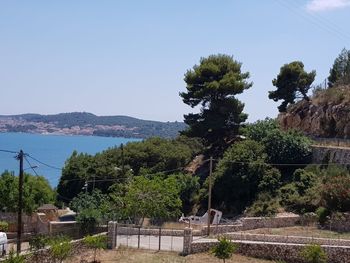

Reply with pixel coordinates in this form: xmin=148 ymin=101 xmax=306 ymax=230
xmin=190 ymin=239 xmax=350 ymax=263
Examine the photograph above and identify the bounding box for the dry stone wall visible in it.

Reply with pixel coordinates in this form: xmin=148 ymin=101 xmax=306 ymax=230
xmin=191 ymin=240 xmax=350 ymax=263
xmin=225 ymin=232 xmax=350 ymax=246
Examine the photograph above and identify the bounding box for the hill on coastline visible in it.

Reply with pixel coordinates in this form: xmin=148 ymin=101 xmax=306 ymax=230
xmin=0 ymin=112 xmax=187 ymax=139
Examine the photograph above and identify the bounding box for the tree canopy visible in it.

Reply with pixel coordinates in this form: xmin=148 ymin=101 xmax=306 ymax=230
xmin=57 ymin=136 xmax=203 ymax=202
xmin=211 ymin=140 xmax=280 ymax=214
xmin=328 ymin=48 xmax=350 ymax=87
xmin=269 ymin=61 xmax=316 ymax=112
xmin=180 ymin=54 xmax=252 ymax=151
xmin=0 ymin=171 xmax=55 ymax=214
xmin=121 ymin=176 xmax=182 ymax=225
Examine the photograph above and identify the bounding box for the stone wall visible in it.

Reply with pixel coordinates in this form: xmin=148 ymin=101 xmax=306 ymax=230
xmin=325 ymin=213 xmax=350 ymax=232
xmin=224 ymin=232 xmax=350 ymax=247
xmin=191 ymin=239 xmax=350 ymax=263
xmin=312 ymin=145 xmax=350 ymax=164
xmin=313 ymin=137 xmax=350 ymax=148
xmin=241 ymin=215 xmax=300 ymax=230
xmin=0 ymin=212 xmax=37 ymax=232
xmin=201 ymin=215 xmax=300 ymax=235
xmin=49 ymin=221 xmax=80 ymax=238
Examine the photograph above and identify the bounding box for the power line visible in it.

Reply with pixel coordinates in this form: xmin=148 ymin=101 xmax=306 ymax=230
xmin=26 ymin=154 xmax=62 ymax=170
xmin=0 ymin=149 xmax=19 ymax=154
xmin=274 ymin=0 xmax=350 ymax=43
xmin=23 ymin=155 xmax=39 ymax=176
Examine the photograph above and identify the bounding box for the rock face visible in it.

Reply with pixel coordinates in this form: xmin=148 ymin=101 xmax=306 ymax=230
xmin=278 ymin=88 xmax=350 ymax=138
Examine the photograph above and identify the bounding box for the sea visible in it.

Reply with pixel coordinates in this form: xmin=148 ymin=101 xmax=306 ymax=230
xmin=0 ymin=132 xmax=141 ymax=187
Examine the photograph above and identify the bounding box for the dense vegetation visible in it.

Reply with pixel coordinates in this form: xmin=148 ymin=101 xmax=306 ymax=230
xmin=3 ymin=51 xmax=350 ymax=226
xmin=0 ymin=171 xmax=55 ymax=214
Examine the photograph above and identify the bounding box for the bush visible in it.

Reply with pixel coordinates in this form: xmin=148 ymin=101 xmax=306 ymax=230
xmin=246 ymin=193 xmax=280 ymax=217
xmin=83 ymin=235 xmax=107 ymax=263
xmin=0 ymin=221 xmax=8 ymax=232
xmin=211 ymin=236 xmax=237 ymax=263
xmin=2 ymin=249 xmax=25 ymax=263
xmin=49 ymin=235 xmax=72 ymax=263
xmin=300 ymin=244 xmax=327 ymax=263
xmin=316 ymin=207 xmax=330 ymax=226
xmin=29 ymin=234 xmax=48 ymax=251
xmin=76 ymin=208 xmax=102 ymax=235
xmin=29 ymin=234 xmax=49 ymax=263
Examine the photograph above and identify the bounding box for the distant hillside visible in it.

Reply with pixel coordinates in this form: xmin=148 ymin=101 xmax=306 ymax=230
xmin=0 ymin=112 xmax=187 ymax=139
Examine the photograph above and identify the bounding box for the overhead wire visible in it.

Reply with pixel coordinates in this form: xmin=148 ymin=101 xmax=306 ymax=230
xmin=0 ymin=149 xmax=19 ymax=154
xmin=23 ymin=155 xmax=39 ymax=176
xmin=274 ymin=0 xmax=350 ymax=43
xmin=26 ymin=154 xmax=62 ymax=170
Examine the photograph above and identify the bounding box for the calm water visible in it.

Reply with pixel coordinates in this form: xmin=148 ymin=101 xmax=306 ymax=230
xmin=0 ymin=133 xmax=140 ymax=186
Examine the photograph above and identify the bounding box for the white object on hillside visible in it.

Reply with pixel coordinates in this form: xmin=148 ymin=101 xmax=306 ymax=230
xmin=179 ymin=209 xmax=222 ymax=225
xmin=0 ymin=232 xmax=7 ymax=257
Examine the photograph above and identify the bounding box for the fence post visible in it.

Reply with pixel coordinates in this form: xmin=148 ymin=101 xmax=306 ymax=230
xmin=107 ymin=221 xmax=116 ymax=249
xmin=158 ymin=228 xmax=161 ymax=251
xmin=183 ymin=227 xmax=193 ymax=255
xmin=138 ymin=227 xmax=141 ymax=249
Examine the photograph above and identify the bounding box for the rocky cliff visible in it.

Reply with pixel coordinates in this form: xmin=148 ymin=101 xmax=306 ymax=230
xmin=278 ymin=85 xmax=350 ymax=139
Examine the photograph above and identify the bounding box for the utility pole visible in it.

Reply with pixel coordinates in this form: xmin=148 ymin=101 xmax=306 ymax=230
xmin=207 ymin=156 xmax=213 ymax=236
xmin=16 ymin=150 xmax=24 ymax=255
xmin=121 ymin=143 xmax=125 ymax=177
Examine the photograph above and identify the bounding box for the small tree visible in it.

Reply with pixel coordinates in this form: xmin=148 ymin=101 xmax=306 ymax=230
xmin=83 ymin=235 xmax=107 ymax=263
xmin=301 ymin=244 xmax=327 ymax=263
xmin=49 ymin=236 xmax=72 ymax=263
xmin=328 ymin=48 xmax=350 ymax=87
xmin=29 ymin=234 xmax=49 ymax=263
xmin=211 ymin=236 xmax=237 ymax=263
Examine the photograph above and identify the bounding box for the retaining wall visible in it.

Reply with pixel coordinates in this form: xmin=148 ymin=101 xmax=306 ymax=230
xmin=191 ymin=239 xmax=350 ymax=263
xmin=224 ymin=232 xmax=350 ymax=247
xmin=201 ymin=215 xmax=300 ymax=235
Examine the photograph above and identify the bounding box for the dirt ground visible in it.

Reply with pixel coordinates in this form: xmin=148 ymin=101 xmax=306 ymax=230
xmin=244 ymin=226 xmax=350 ymax=239
xmin=66 ymin=248 xmax=274 ymax=263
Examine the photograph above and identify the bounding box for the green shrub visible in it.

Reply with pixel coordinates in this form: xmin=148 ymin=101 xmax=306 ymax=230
xmin=48 ymin=235 xmax=72 ymax=263
xmin=316 ymin=207 xmax=330 ymax=226
xmin=83 ymin=235 xmax=107 ymax=262
xmin=29 ymin=234 xmax=48 ymax=251
xmin=0 ymin=221 xmax=8 ymax=232
xmin=76 ymin=208 xmax=102 ymax=235
xmin=246 ymin=193 xmax=279 ymax=217
xmin=300 ymin=244 xmax=327 ymax=263
xmin=3 ymin=249 xmax=25 ymax=263
xmin=211 ymin=236 xmax=237 ymax=263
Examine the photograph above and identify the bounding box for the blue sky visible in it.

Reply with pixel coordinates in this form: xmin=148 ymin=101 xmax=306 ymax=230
xmin=0 ymin=0 xmax=349 ymax=122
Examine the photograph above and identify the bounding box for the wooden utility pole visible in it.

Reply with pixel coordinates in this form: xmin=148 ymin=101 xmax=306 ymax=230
xmin=121 ymin=143 xmax=125 ymax=176
xmin=207 ymin=156 xmax=213 ymax=236
xmin=16 ymin=150 xmax=24 ymax=255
